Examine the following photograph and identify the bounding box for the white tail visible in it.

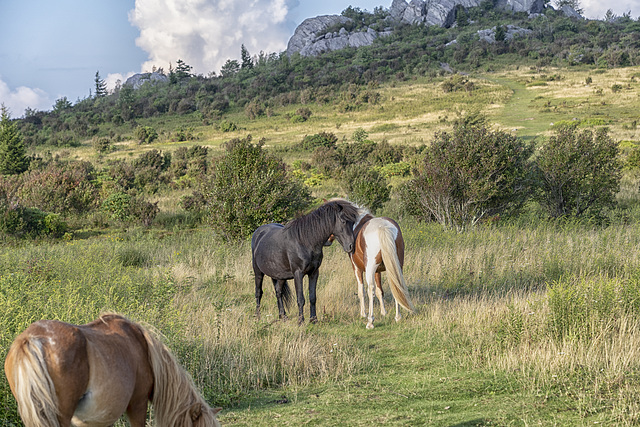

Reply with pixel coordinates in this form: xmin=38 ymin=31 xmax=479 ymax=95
xmin=6 ymin=338 xmax=60 ymax=427
xmin=377 ymin=224 xmax=415 ymax=313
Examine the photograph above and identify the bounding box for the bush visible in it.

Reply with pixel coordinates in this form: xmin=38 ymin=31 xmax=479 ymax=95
xmin=299 ymin=132 xmax=338 ymax=151
xmin=202 ymin=135 xmax=312 ymax=241
xmin=101 ymin=192 xmax=158 ymax=226
xmin=132 ymin=149 xmax=171 ymax=191
xmin=534 ymin=127 xmax=621 ymax=219
xmin=6 ymin=161 xmax=98 ymax=215
xmin=134 ymin=126 xmax=158 ymax=144
xmin=341 ymin=165 xmax=390 ymax=213
xmin=92 ymin=136 xmax=111 ymax=153
xmin=218 ymin=120 xmax=238 ymax=132
xmin=400 ymin=124 xmax=534 ymax=231
xmin=0 ymin=202 xmax=67 ymax=238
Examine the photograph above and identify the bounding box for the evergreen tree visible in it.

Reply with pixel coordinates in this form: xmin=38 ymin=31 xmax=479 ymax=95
xmin=241 ymin=44 xmax=253 ymax=69
xmin=94 ymin=71 xmax=107 ymax=98
xmin=0 ymin=105 xmax=29 ymax=175
xmin=175 ymin=59 xmax=192 ymax=79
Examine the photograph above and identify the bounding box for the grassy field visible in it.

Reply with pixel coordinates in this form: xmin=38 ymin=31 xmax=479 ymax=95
xmin=3 ymin=65 xmax=640 ymax=425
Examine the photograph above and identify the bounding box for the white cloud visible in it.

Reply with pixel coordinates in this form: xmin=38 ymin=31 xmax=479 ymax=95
xmin=129 ymin=0 xmax=298 ymax=76
xmin=105 ymin=72 xmax=137 ymax=92
xmin=0 ymin=78 xmax=52 ymax=117
xmin=580 ymin=0 xmax=638 ymax=19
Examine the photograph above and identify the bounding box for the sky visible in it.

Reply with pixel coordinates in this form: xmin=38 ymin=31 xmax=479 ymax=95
xmin=0 ymin=0 xmax=638 ymax=117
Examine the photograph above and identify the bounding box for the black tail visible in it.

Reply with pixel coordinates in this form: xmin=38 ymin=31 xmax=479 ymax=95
xmin=282 ymin=281 xmax=292 ymax=309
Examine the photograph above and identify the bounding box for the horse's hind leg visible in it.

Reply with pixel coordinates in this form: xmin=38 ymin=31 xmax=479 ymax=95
xmin=365 ymin=264 xmax=376 ymax=329
xmin=254 ymin=270 xmax=265 ymax=319
xmin=351 ymin=259 xmax=366 ymax=318
xmin=374 ymin=271 xmax=386 ymax=317
xmin=273 ymin=278 xmax=288 ymax=320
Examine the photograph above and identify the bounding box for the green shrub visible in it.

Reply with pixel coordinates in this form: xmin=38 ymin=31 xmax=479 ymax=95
xmin=535 ymin=127 xmax=621 ymax=219
xmin=218 ymin=120 xmax=238 ymax=132
xmin=92 ymin=136 xmax=111 ymax=153
xmin=134 ymin=126 xmax=158 ymax=144
xmin=0 ymin=203 xmax=66 ymax=238
xmin=400 ymin=123 xmax=534 ymax=231
xmin=341 ymin=165 xmax=390 ymax=213
xmin=101 ymin=192 xmax=133 ymax=221
xmin=100 ymin=192 xmax=158 ymax=226
xmin=299 ymin=132 xmax=338 ymax=151
xmin=4 ymin=161 xmax=98 ymax=215
xmin=203 ymin=135 xmax=312 ymax=241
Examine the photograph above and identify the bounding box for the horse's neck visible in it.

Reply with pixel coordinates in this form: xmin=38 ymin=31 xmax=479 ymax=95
xmin=354 ymin=213 xmax=374 ymax=237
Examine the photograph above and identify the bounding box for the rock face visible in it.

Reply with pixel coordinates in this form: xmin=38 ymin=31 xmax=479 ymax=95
xmin=494 ymin=0 xmax=545 ymax=14
xmin=558 ymin=4 xmax=583 ymax=19
xmin=286 ymin=0 xmax=548 ymax=57
xmin=287 ymin=15 xmax=394 ymax=56
xmin=124 ymin=72 xmax=169 ymax=89
xmin=476 ymin=24 xmax=534 ymax=43
xmin=390 ymin=0 xmax=483 ymax=27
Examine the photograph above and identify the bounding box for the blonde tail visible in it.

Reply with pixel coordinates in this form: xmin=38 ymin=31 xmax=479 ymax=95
xmin=378 ymin=224 xmax=415 ymax=313
xmin=5 ymin=338 xmax=60 ymax=427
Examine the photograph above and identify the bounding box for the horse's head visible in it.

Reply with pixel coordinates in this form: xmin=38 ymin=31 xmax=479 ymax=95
xmin=189 ymin=402 xmax=222 ymax=427
xmin=332 ymin=209 xmax=355 ymax=253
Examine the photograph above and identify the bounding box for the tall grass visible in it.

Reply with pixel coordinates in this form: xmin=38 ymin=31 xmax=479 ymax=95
xmin=5 ymin=208 xmax=640 ymax=423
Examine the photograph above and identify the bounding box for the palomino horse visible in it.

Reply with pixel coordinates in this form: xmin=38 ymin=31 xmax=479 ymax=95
xmin=4 ymin=314 xmax=221 ymax=427
xmin=343 ymin=206 xmax=415 ymax=329
xmin=252 ymin=198 xmax=359 ymax=324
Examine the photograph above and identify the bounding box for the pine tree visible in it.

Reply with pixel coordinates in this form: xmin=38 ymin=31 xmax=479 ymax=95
xmin=241 ymin=44 xmax=253 ymax=69
xmin=0 ymin=105 xmax=29 ymax=175
xmin=94 ymin=71 xmax=107 ymax=98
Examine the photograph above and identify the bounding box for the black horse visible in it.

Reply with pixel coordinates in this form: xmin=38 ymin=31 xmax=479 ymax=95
xmin=251 ymin=199 xmax=359 ymax=324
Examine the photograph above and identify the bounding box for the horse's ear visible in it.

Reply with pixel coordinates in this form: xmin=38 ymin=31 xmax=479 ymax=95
xmin=213 ymin=407 xmax=222 ymax=415
xmin=189 ymin=403 xmax=202 ymax=421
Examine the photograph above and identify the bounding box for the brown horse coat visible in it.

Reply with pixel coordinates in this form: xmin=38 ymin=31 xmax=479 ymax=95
xmin=5 ymin=314 xmax=220 ymax=427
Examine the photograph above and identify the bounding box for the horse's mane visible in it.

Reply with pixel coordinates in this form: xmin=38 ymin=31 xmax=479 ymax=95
xmin=141 ymin=326 xmax=219 ymax=427
xmin=284 ymin=199 xmax=360 ymax=244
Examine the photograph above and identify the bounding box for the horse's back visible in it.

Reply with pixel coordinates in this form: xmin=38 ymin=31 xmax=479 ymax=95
xmin=71 ymin=315 xmax=153 ymax=425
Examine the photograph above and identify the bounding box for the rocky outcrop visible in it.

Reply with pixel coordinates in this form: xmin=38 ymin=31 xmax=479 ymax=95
xmin=390 ymin=0 xmax=545 ymax=27
xmin=287 ymin=15 xmax=393 ymax=57
xmin=476 ymin=24 xmax=534 ymax=43
xmin=390 ymin=0 xmax=482 ymax=27
xmin=494 ymin=0 xmax=545 ymax=14
xmin=558 ymin=4 xmax=584 ymax=19
xmin=124 ymin=72 xmax=169 ymax=89
xmin=287 ymin=15 xmax=351 ymax=55
xmin=286 ymin=0 xmax=549 ymax=57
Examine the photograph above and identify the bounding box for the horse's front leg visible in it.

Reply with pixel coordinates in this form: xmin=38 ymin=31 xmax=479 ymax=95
xmin=308 ymin=269 xmax=320 ymax=324
xmin=294 ymin=270 xmax=306 ymax=325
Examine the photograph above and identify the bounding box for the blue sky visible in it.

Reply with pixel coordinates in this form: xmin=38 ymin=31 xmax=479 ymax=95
xmin=0 ymin=0 xmax=637 ymax=116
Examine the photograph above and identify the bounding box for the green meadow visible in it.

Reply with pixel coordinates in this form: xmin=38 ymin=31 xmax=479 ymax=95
xmin=3 ymin=65 xmax=640 ymax=425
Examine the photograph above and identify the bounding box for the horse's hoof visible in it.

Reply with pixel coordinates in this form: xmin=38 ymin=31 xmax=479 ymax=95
xmin=366 ymin=322 xmax=374 ymax=329
xmin=298 ymin=317 xmax=305 ymax=326
xmin=310 ymin=316 xmax=318 ymax=324
xmin=280 ymin=314 xmax=289 ymax=321
xmin=395 ymin=316 xmax=401 ymax=322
